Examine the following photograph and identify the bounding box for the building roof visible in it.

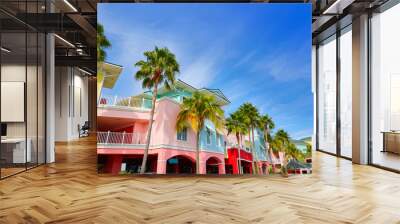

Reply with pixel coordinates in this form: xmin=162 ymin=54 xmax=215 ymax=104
xmin=156 ymin=79 xmax=230 ymax=106
xmin=200 ymin=88 xmax=231 ymax=104
xmin=99 ymin=62 xmax=123 ymax=89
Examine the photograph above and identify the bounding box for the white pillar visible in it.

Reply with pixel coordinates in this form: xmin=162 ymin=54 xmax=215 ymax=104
xmin=46 ymin=32 xmax=55 ymax=163
xmin=352 ymin=14 xmax=369 ymax=164
xmin=312 ymin=45 xmax=317 ymax=151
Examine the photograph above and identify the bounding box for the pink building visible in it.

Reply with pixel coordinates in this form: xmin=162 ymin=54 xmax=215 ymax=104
xmin=98 ymin=79 xmax=272 ymax=175
xmin=97 ymin=80 xmax=229 ymax=174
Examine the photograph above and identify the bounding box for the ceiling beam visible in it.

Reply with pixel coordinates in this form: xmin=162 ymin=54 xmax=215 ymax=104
xmin=55 ymin=55 xmax=96 ymax=71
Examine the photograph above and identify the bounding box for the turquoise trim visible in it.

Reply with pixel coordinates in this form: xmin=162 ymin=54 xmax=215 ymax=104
xmin=157 ymin=88 xmax=192 ymax=103
xmin=250 ymin=128 xmax=268 ymax=161
xmin=198 ymin=120 xmax=225 ymax=153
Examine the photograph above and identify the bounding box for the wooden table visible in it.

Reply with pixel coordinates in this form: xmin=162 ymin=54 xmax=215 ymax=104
xmin=382 ymin=131 xmax=400 ymax=154
xmin=1 ymin=138 xmax=31 ymax=164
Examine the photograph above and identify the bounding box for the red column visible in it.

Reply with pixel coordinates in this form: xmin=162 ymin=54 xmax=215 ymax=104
xmin=232 ymin=160 xmax=239 ymax=174
xmin=228 ymin=148 xmax=239 ymax=174
xmin=105 ymin=155 xmax=123 ymax=175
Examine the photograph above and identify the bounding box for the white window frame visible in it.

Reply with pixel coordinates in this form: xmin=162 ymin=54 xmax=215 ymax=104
xmin=177 ymin=128 xmax=187 ymax=141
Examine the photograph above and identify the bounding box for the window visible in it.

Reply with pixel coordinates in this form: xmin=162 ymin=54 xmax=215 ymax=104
xmin=317 ymin=35 xmax=337 ymax=154
xmin=0 ymin=4 xmax=46 ymax=179
xmin=339 ymin=26 xmax=352 ymax=158
xmin=216 ymin=133 xmax=222 ymax=146
xmin=370 ymin=3 xmax=400 ymax=171
xmin=206 ymin=128 xmax=212 ymax=144
xmin=177 ymin=128 xmax=187 ymax=141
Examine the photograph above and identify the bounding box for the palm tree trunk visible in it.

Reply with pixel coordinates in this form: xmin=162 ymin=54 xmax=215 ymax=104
xmin=196 ymin=131 xmax=200 ymax=174
xmin=140 ymin=86 xmax=158 ymax=174
xmin=249 ymin=129 xmax=256 ymax=174
xmin=236 ymin=133 xmax=242 ymax=174
xmin=240 ymin=133 xmax=244 ymax=173
xmin=281 ymin=154 xmax=289 ymax=177
xmin=269 ymin=147 xmax=276 ymax=174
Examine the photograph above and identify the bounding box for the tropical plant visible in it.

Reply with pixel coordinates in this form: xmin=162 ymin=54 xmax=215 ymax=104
xmin=258 ymin=114 xmax=275 ymax=173
xmin=97 ymin=23 xmax=111 ymax=62
xmin=237 ymin=103 xmax=261 ymax=174
xmin=287 ymin=142 xmax=302 ymax=161
xmin=258 ymin=114 xmax=275 ymax=146
xmin=225 ymin=111 xmax=247 ymax=174
xmin=273 ymin=129 xmax=291 ymax=176
xmin=135 ymin=46 xmax=180 ymax=174
xmin=273 ymin=130 xmax=309 ymax=176
xmin=176 ymin=91 xmax=224 ymax=174
xmin=305 ymin=143 xmax=312 ymax=158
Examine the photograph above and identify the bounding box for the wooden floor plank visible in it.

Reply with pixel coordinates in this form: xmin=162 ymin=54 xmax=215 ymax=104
xmin=0 ymin=136 xmax=399 ymax=223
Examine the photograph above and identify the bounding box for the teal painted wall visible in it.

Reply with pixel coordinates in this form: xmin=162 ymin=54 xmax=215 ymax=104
xmin=252 ymin=128 xmax=268 ymax=161
xmin=142 ymin=99 xmax=152 ymax=109
xmin=142 ymin=88 xmax=192 ymax=108
xmin=198 ymin=120 xmax=225 ymax=153
xmin=157 ymin=88 xmax=192 ymax=103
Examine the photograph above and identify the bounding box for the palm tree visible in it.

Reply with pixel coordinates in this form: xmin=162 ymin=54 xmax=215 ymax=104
xmin=305 ymin=143 xmax=312 ymax=158
xmin=258 ymin=114 xmax=275 ymax=173
xmin=176 ymin=91 xmax=224 ymax=174
xmin=273 ymin=129 xmax=291 ymax=177
xmin=238 ymin=103 xmax=261 ymax=174
xmin=97 ymin=23 xmax=111 ymax=101
xmin=97 ymin=24 xmax=111 ymax=62
xmin=287 ymin=142 xmax=302 ymax=161
xmin=225 ymin=111 xmax=247 ymax=174
xmin=135 ymin=47 xmax=180 ymax=174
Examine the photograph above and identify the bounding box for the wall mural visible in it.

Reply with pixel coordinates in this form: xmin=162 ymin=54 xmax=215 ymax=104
xmin=96 ymin=3 xmax=312 ymax=176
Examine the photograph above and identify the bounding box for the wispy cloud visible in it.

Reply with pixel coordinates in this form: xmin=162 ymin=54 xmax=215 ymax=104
xmin=179 ymin=40 xmax=230 ymax=88
xmin=101 ymin=19 xmax=185 ymax=95
xmin=102 ymin=15 xmax=242 ymax=93
xmin=99 ymin=4 xmax=313 ymax=139
xmin=233 ymin=49 xmax=258 ymax=68
xmin=251 ymin=44 xmax=310 ymax=82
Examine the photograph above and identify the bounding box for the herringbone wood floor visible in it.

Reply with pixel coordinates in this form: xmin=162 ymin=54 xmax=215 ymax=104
xmin=1 ymin=136 xmax=400 ymax=224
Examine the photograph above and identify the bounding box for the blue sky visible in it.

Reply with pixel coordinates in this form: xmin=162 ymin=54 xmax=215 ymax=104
xmin=99 ymin=3 xmax=312 ymax=140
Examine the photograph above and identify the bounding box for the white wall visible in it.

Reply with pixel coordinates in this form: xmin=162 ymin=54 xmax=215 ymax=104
xmin=1 ymin=65 xmax=41 ymax=137
xmin=54 ymin=67 xmax=89 ymax=141
xmin=55 ymin=66 xmax=70 ymax=141
xmin=1 ymin=63 xmax=46 ymax=164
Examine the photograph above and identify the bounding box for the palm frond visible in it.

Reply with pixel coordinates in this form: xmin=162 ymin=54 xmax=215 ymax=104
xmin=134 ymin=46 xmax=180 ymax=91
xmin=97 ymin=23 xmax=111 ymax=62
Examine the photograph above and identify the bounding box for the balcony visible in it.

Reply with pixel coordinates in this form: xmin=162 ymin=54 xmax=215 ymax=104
xmin=98 ymin=95 xmax=152 ymax=110
xmin=97 ymin=131 xmax=146 ymax=146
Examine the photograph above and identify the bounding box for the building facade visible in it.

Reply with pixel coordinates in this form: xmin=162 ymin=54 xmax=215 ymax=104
xmin=97 ymin=80 xmax=271 ymax=175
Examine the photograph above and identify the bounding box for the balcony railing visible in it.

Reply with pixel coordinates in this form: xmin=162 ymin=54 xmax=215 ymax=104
xmin=97 ymin=131 xmax=146 ymax=145
xmin=98 ymin=95 xmax=152 ymax=109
